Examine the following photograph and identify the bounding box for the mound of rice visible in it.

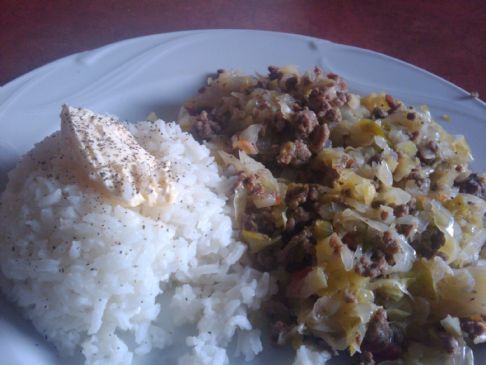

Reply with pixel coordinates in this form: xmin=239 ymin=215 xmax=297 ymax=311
xmin=0 ymin=116 xmax=271 ymax=364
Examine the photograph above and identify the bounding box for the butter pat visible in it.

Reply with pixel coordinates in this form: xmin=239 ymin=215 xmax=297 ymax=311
xmin=61 ymin=105 xmax=172 ymax=207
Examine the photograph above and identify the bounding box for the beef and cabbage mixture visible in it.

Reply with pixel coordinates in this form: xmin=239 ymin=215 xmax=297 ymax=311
xmin=180 ymin=66 xmax=486 ymax=364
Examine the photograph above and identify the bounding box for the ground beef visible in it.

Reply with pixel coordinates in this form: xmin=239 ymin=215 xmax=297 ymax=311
xmin=308 ymin=185 xmax=320 ymax=201
xmin=284 ymin=184 xmax=322 ymax=232
xmin=361 ymin=308 xmax=404 ymax=361
xmin=190 ymin=110 xmax=221 ymax=140
xmin=271 ymin=320 xmax=291 ymax=345
xmin=455 ymin=173 xmax=486 ymax=199
xmin=406 ymin=170 xmax=426 ymax=188
xmin=279 ymin=227 xmax=316 ymax=272
xmin=380 ymin=210 xmax=389 ymax=220
xmin=268 ymin=65 xmax=283 ymax=80
xmin=417 ymin=141 xmax=438 ymax=165
xmin=241 ymin=207 xmax=276 ymax=236
xmin=253 ymin=244 xmax=280 ymax=272
xmin=342 ymin=232 xmax=359 ymax=250
xmin=371 ymin=107 xmax=387 ymax=120
xmin=285 ymin=184 xmax=322 ymax=210
xmin=309 ymin=124 xmax=330 ymax=153
xmin=335 ymin=91 xmax=350 ymax=107
xmin=277 ymin=139 xmax=312 ymax=166
xmin=294 ymin=140 xmax=313 ymax=164
xmin=287 ymin=206 xmax=312 ymax=229
xmin=412 ymin=225 xmax=445 ymax=259
xmin=343 ymin=289 xmax=358 ymax=304
xmin=273 ymin=107 xmax=328 ymax=166
xmin=307 ymin=88 xmax=333 ymax=115
xmin=293 ymin=108 xmax=319 ymax=138
xmin=354 ymin=232 xmax=399 ymax=277
xmin=240 ymin=174 xmax=264 ymax=195
xmin=328 ymin=233 xmax=344 ymax=253
xmin=189 ymin=66 xmax=346 ymax=171
xmin=393 ymin=204 xmax=409 ymax=217
xmin=285 ymin=184 xmax=309 ymax=209
xmin=407 ymin=199 xmax=418 ymax=215
xmin=380 ymin=231 xmax=400 ymax=265
xmin=460 ymin=318 xmax=486 ymax=343
xmin=357 ymin=351 xmax=375 ymax=365
xmin=362 ymin=309 xmax=393 ymax=352
xmin=396 ymin=224 xmax=415 ymax=239
xmin=300 ymin=163 xmax=340 ymax=187
xmin=327 ymin=72 xmax=348 ymax=91
xmin=285 ymin=76 xmax=298 ymax=91
xmin=323 ymin=107 xmax=342 ymax=123
xmin=367 ymin=154 xmax=381 ymax=166
xmin=263 ymin=298 xmax=294 ymax=324
xmin=355 ymin=252 xmax=388 ymax=278
xmin=274 ymin=115 xmax=291 ymax=135
xmin=385 ymin=94 xmax=400 ymax=113
xmin=439 ymin=333 xmax=459 ymax=354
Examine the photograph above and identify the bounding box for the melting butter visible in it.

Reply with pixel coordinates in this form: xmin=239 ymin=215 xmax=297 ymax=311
xmin=61 ymin=105 xmax=172 ymax=207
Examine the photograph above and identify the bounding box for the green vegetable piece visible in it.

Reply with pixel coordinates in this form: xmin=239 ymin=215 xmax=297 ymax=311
xmin=241 ymin=230 xmax=278 ymax=253
xmin=313 ymin=220 xmax=333 ymax=240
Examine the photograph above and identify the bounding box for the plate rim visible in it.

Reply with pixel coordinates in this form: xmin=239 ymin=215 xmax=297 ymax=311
xmin=1 ymin=29 xmax=485 ymax=110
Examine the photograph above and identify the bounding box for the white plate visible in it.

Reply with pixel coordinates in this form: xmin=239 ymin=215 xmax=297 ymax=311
xmin=0 ymin=29 xmax=485 ymax=365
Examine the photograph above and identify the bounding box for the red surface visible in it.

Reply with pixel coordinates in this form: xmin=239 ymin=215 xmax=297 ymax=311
xmin=1 ymin=0 xmax=486 ymax=98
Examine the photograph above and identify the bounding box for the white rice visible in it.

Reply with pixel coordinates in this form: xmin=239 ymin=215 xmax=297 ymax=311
xmin=0 ymin=119 xmax=271 ymax=365
xmin=293 ymin=346 xmax=331 ymax=365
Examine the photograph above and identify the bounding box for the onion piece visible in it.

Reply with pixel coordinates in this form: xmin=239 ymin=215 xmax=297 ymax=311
xmin=440 ymin=315 xmax=462 ymax=338
xmin=377 ymin=187 xmax=412 ymax=205
xmin=387 ymin=232 xmax=416 ymax=274
xmin=376 ymin=161 xmax=393 ymax=187
xmin=368 ymin=278 xmax=412 ymax=302
xmin=241 ymin=230 xmax=280 ymax=253
xmin=430 ymin=200 xmax=455 ymax=237
xmin=340 ymin=209 xmax=389 ymax=233
xmin=233 ymin=186 xmax=248 ymax=228
xmin=455 ymin=228 xmax=486 ymax=266
xmin=231 ymin=124 xmax=263 ymax=154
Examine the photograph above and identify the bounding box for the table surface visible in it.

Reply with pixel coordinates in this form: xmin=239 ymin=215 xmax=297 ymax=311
xmin=2 ymin=0 xmax=486 ymax=100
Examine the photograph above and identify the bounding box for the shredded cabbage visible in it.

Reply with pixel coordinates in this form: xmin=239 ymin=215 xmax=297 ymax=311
xmin=182 ymin=67 xmax=486 ymax=364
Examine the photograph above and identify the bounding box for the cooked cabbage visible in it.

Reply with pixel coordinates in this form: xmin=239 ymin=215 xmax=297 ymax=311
xmin=182 ymin=66 xmax=486 ymax=365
